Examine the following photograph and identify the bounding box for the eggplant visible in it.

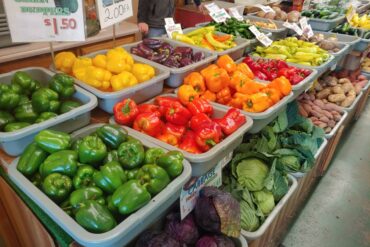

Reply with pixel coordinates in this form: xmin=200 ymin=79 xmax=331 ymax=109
xmin=149 ymin=51 xmax=170 ymax=64
xmin=172 ymin=52 xmax=183 ymax=61
xmin=174 ymin=46 xmax=193 ymax=55
xmin=143 ymin=38 xmax=163 ymax=49
xmin=130 ymin=47 xmax=146 ymax=58
xmin=192 ymin=52 xmax=205 ymax=62
xmin=137 ymin=43 xmax=154 ymax=57
xmin=180 ymin=57 xmax=193 ymax=67
xmin=163 ymin=56 xmax=181 ymax=68
xmin=158 ymin=42 xmax=174 ymax=55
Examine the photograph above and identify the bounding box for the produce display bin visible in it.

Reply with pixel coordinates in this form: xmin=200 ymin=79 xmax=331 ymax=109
xmin=181 ymin=27 xmax=251 ymax=60
xmin=313 ymin=30 xmax=361 ymax=53
xmin=110 ymin=94 xmax=253 ymax=177
xmin=325 ymin=110 xmax=348 ymax=139
xmin=332 ymin=43 xmax=350 ymax=64
xmin=8 ymin=123 xmax=192 ymax=247
xmin=244 ymin=15 xmax=289 ymax=40
xmin=309 ymin=15 xmax=346 ymax=32
xmin=122 ymin=38 xmax=217 ymax=88
xmin=341 ymin=91 xmax=364 ymax=113
xmin=359 ymin=72 xmax=370 ymax=92
xmin=354 ymin=33 xmax=370 ymax=52
xmin=241 ymin=174 xmax=298 ymax=240
xmin=0 ymin=67 xmax=97 ymax=156
xmin=51 ymin=53 xmax=170 ymax=114
xmin=357 ymin=1 xmax=370 ymax=13
xmin=290 ymin=138 xmax=328 ymax=179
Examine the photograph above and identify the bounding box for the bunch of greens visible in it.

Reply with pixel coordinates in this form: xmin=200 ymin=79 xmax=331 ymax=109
xmin=206 ymin=17 xmax=256 ymax=40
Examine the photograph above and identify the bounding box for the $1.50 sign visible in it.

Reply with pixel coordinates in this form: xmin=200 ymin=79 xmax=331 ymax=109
xmin=3 ymin=0 xmax=85 ymax=42
xmin=96 ymin=0 xmax=133 ymax=29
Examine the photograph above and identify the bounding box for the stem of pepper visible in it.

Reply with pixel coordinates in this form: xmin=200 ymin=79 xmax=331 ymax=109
xmin=205 ymin=139 xmax=216 ymax=147
xmin=122 ymin=99 xmax=131 ymax=115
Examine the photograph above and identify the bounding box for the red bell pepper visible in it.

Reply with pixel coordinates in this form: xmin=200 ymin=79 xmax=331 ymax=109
xmin=133 ymin=112 xmax=164 ymax=137
xmin=276 ymin=60 xmax=289 ymax=69
xmin=155 ymin=96 xmax=181 ymax=116
xmin=195 ymin=122 xmax=222 ymax=152
xmin=113 ymin=98 xmax=139 ymax=126
xmin=213 ymin=108 xmax=246 ymax=136
xmin=164 ymin=122 xmax=186 ymax=141
xmin=178 ymin=130 xmax=202 ymax=154
xmin=138 ymin=104 xmax=160 ymax=114
xmin=156 ymin=132 xmax=179 ymax=146
xmin=187 ymin=98 xmax=214 ymax=116
xmin=189 ymin=113 xmax=213 ymax=131
xmin=278 ymin=67 xmax=296 ymax=78
xmin=165 ymin=101 xmax=192 ymax=125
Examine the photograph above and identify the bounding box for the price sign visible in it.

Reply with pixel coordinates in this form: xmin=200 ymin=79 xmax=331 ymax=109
xmin=229 ymin=7 xmax=244 ymax=21
xmin=254 ymin=4 xmax=275 ymax=13
xmin=165 ymin=18 xmax=183 ymax=38
xmin=300 ymin=17 xmax=314 ymax=38
xmin=3 ymin=0 xmax=85 ymax=42
xmin=96 ymin=0 xmax=133 ymax=29
xmin=249 ymin=25 xmax=273 ymax=46
xmin=180 ymin=163 xmax=222 ymax=219
xmin=283 ymin=22 xmax=303 ymax=36
xmin=302 ymin=0 xmax=312 ymax=10
xmin=210 ymin=8 xmax=231 ymax=23
xmin=205 ymin=2 xmax=221 ymax=13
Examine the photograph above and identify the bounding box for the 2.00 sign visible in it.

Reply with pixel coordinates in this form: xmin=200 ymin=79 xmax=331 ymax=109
xmin=104 ymin=3 xmax=130 ymax=22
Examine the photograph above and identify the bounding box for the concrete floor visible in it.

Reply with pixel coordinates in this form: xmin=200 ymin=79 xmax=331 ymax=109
xmin=283 ymin=101 xmax=370 ymax=247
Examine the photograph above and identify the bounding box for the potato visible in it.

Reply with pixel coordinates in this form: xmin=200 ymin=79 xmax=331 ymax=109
xmin=332 ymin=85 xmax=344 ymax=94
xmin=312 ymin=105 xmax=323 ymax=113
xmin=321 ymin=110 xmax=333 ymax=119
xmin=287 ymin=10 xmax=300 ymax=22
xmin=265 ymin=12 xmax=276 ymax=20
xmin=316 ymin=88 xmax=331 ymax=99
xmin=328 ymin=120 xmax=336 ymax=128
xmin=324 ymin=127 xmax=332 ymax=133
xmin=313 ymin=99 xmax=325 ymax=108
xmin=328 ymin=94 xmax=346 ymax=103
xmin=302 ymin=103 xmax=312 ymax=113
xmin=313 ymin=120 xmax=327 ymax=129
xmin=311 ymin=110 xmax=323 ymax=118
xmin=355 ymin=84 xmax=363 ymax=94
xmin=257 ymin=11 xmax=266 ymax=18
xmin=342 ymin=82 xmax=354 ymax=93
xmin=340 ymin=95 xmax=356 ymax=107
xmin=276 ymin=11 xmax=287 ymax=21
xmin=323 ymin=99 xmax=328 ymax=103
xmin=310 ymin=116 xmax=319 ymax=122
xmin=338 ymin=78 xmax=351 ymax=84
xmin=347 ymin=89 xmax=356 ymax=96
xmin=319 ymin=116 xmax=330 ymax=123
xmin=298 ymin=104 xmax=308 ymax=117
xmin=323 ymin=102 xmax=342 ymax=112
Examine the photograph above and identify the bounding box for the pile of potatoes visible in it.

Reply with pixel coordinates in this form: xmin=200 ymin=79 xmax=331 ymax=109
xmin=298 ymin=93 xmax=344 ymax=134
xmin=256 ymin=7 xmax=301 ymax=22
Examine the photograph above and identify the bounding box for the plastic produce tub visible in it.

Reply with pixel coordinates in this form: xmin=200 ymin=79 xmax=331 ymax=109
xmin=341 ymin=91 xmax=364 ymax=113
xmin=122 ymin=38 xmax=217 ymax=88
xmin=8 ymin=123 xmax=192 ymax=247
xmin=313 ymin=30 xmax=361 ymax=53
xmin=244 ymin=15 xmax=289 ymax=40
xmin=241 ymin=174 xmax=298 ymax=240
xmin=181 ymin=27 xmax=251 ymax=60
xmin=309 ymin=15 xmax=346 ymax=32
xmin=324 ymin=110 xmax=348 ymax=139
xmin=359 ymin=72 xmax=370 ymax=92
xmin=110 ymin=94 xmax=253 ymax=177
xmin=52 ymin=53 xmax=170 ymax=114
xmin=0 ymin=67 xmax=97 ymax=156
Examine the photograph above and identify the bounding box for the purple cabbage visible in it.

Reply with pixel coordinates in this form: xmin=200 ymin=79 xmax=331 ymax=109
xmin=180 ymin=57 xmax=193 ymax=67
xmin=143 ymin=38 xmax=163 ymax=49
xmin=135 ymin=230 xmax=181 ymax=247
xmin=193 ymin=52 xmax=206 ymax=62
xmin=137 ymin=43 xmax=153 ymax=57
xmin=164 ymin=212 xmax=199 ymax=245
xmin=149 ymin=52 xmax=169 ymax=63
xmin=159 ymin=42 xmax=174 ymax=55
xmin=130 ymin=47 xmax=146 ymax=58
xmin=163 ymin=56 xmax=181 ymax=68
xmin=195 ymin=235 xmax=235 ymax=247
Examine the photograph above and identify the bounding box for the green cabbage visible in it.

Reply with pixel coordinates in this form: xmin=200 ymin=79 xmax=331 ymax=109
xmin=253 ymin=190 xmax=275 ymax=216
xmin=277 ymin=155 xmax=301 ymax=172
xmin=236 ymin=158 xmax=269 ymax=191
xmin=240 ymin=200 xmax=260 ymax=231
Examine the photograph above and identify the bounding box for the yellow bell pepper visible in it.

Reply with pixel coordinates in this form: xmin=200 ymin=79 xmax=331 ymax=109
xmin=93 ymin=54 xmax=107 ymax=69
xmin=106 ymin=47 xmax=134 ymax=74
xmin=110 ymin=71 xmax=138 ymax=91
xmin=72 ymin=57 xmax=93 ymax=75
xmin=55 ymin=52 xmax=76 ymax=74
xmin=131 ymin=63 xmax=155 ymax=83
xmin=77 ymin=66 xmax=112 ymax=91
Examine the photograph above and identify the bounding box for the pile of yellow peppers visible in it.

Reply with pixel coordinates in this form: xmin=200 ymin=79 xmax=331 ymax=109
xmin=54 ymin=47 xmax=155 ymax=92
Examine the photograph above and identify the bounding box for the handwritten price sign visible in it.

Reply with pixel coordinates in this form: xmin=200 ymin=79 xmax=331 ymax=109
xmin=96 ymin=0 xmax=133 ymax=29
xmin=3 ymin=0 xmax=85 ymax=42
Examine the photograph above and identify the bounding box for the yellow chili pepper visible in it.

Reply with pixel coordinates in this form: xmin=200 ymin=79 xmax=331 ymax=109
xmin=131 ymin=63 xmax=155 ymax=83
xmin=110 ymin=71 xmax=138 ymax=91
xmin=55 ymin=52 xmax=76 ymax=74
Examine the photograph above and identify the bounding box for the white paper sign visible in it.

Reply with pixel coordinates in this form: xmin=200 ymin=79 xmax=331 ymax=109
xmin=255 ymin=4 xmax=275 ymax=13
xmin=302 ymin=0 xmax=312 ymax=10
xmin=165 ymin=18 xmax=176 ymax=26
xmin=180 ymin=162 xmax=222 ymax=219
xmin=96 ymin=0 xmax=133 ymax=29
xmin=299 ymin=17 xmax=314 ymax=38
xmin=229 ymin=7 xmax=244 ymax=21
xmin=249 ymin=25 xmax=273 ymax=46
xmin=3 ymin=0 xmax=85 ymax=42
xmin=205 ymin=2 xmax=220 ymax=13
xmin=283 ymin=22 xmax=303 ymax=36
xmin=166 ymin=24 xmax=183 ymax=39
xmin=210 ymin=8 xmax=231 ymax=23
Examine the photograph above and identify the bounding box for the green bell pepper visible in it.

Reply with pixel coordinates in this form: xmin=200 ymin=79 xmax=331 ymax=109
xmin=35 ymin=130 xmax=71 ymax=153
xmin=78 ymin=135 xmax=107 ymax=165
xmin=136 ymin=164 xmax=170 ymax=195
xmin=17 ymin=142 xmax=48 ymax=177
xmin=72 ymin=139 xmax=83 ymax=151
xmin=126 ymin=136 xmax=141 ymax=144
xmin=42 ymin=173 xmax=72 ymax=202
xmin=106 ymin=195 xmax=119 ymax=215
xmin=104 ymin=150 xmax=119 ymax=163
xmin=69 ymin=187 xmax=105 ymax=208
xmin=73 ymin=165 xmax=96 ymax=189
xmin=117 ymin=141 xmax=144 ymax=169
xmin=4 ymin=122 xmax=30 ymax=132
xmin=31 ymin=173 xmax=43 ymax=189
xmin=96 ymin=124 xmax=128 ymax=149
xmin=0 ymin=111 xmax=15 ymax=131
xmin=59 ymin=100 xmax=82 ymax=114
xmin=75 ymin=201 xmax=117 ymax=233
xmin=32 ymin=88 xmax=60 ymax=113
xmin=156 ymin=151 xmax=184 ymax=178
xmin=111 ymin=180 xmax=151 ymax=215
xmin=0 ymin=84 xmax=20 ymax=110
xmin=93 ymin=161 xmax=127 ymax=194
xmin=60 ymin=199 xmax=73 ymax=216
xmin=35 ymin=112 xmax=58 ymax=123
xmin=11 ymin=71 xmax=41 ymax=95
xmin=126 ymin=168 xmax=139 ymax=180
xmin=18 ymin=95 xmax=30 ymax=105
xmin=39 ymin=150 xmax=78 ymax=178
xmin=144 ymin=147 xmax=165 ymax=164
xmin=14 ymin=102 xmax=39 ymax=123
xmin=49 ymin=73 xmax=76 ymax=98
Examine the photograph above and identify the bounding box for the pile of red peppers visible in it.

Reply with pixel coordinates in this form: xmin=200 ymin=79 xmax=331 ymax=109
xmin=113 ymin=96 xmax=247 ymax=154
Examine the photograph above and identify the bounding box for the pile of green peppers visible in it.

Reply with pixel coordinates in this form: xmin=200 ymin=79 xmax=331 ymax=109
xmin=17 ymin=124 xmax=184 ymax=233
xmin=0 ymin=71 xmax=82 ymax=132
xmin=301 ymin=7 xmax=344 ymax=19
xmin=206 ymin=17 xmax=256 ymax=40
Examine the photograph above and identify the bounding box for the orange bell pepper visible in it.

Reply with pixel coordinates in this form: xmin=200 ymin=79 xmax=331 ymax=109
xmin=201 ymin=67 xmax=230 ymax=93
xmin=268 ymin=76 xmax=292 ymax=96
xmin=156 ymin=132 xmax=179 ymax=146
xmin=236 ymin=78 xmax=266 ymax=95
xmin=184 ymin=72 xmax=206 ymax=93
xmin=217 ymin=55 xmax=237 ymax=74
xmin=216 ymin=87 xmax=232 ymax=105
xmin=230 ymin=70 xmax=250 ymax=90
xmin=177 ymin=85 xmax=199 ymax=105
xmin=201 ymin=90 xmax=217 ymax=102
xmin=228 ymin=93 xmax=249 ymax=109
xmin=236 ymin=63 xmax=254 ymax=79
xmin=242 ymin=93 xmax=272 ymax=113
xmin=261 ymin=88 xmax=282 ymax=105
xmin=201 ymin=64 xmax=218 ymax=76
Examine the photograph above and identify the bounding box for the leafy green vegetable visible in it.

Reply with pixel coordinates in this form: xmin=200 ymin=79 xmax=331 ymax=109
xmin=253 ymin=190 xmax=275 ymax=216
xmin=235 ymin=158 xmax=269 ymax=191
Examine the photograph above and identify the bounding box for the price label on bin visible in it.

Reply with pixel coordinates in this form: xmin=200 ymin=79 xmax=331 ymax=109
xmin=96 ymin=0 xmax=133 ymax=29
xmin=299 ymin=17 xmax=314 ymax=38
xmin=283 ymin=22 xmax=303 ymax=36
xmin=254 ymin=4 xmax=275 ymax=13
xmin=210 ymin=8 xmax=231 ymax=23
xmin=249 ymin=25 xmax=273 ymax=46
xmin=165 ymin=18 xmax=183 ymax=39
xmin=3 ymin=0 xmax=85 ymax=42
xmin=229 ymin=7 xmax=244 ymax=21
